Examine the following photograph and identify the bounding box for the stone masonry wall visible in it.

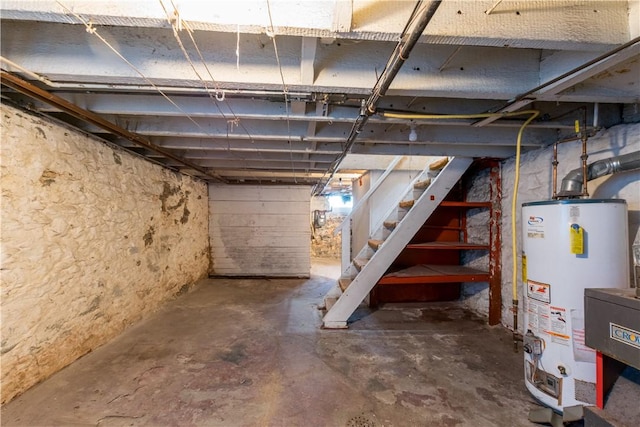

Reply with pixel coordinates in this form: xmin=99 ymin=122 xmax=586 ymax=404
xmin=311 ymin=212 xmax=345 ymax=258
xmin=461 ymin=168 xmax=491 ymax=316
xmin=0 ymin=105 xmax=210 ymax=403
xmin=499 ymin=123 xmax=640 ymax=330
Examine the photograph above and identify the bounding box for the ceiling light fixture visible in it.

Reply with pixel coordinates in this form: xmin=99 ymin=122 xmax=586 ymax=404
xmin=409 ymin=124 xmax=417 ymax=142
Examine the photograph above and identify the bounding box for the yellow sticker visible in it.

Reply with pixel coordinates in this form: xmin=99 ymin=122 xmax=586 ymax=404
xmin=570 ymin=224 xmax=584 ymax=255
xmin=574 ymin=119 xmax=580 ymax=134
xmin=522 ymin=254 xmax=527 ymax=283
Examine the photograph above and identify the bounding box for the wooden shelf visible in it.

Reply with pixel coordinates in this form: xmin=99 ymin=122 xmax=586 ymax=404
xmin=406 ymin=241 xmax=488 ymax=250
xmin=371 ymin=160 xmax=501 ymax=323
xmin=378 ymin=264 xmax=489 ymax=285
xmin=439 ymin=201 xmax=491 ymax=208
xmin=419 ymin=225 xmax=464 ymax=231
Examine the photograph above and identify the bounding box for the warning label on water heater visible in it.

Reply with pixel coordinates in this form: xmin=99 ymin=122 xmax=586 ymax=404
xmin=548 ymin=306 xmax=570 ymax=345
xmin=526 ymin=281 xmax=552 ymax=336
xmin=527 ymin=280 xmax=550 ymax=303
xmin=527 ymin=297 xmax=550 ymax=335
xmin=549 ymin=306 xmax=567 ymax=335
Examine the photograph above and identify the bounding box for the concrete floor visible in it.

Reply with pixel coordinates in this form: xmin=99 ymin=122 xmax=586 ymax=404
xmin=2 ymin=259 xmax=543 ymax=426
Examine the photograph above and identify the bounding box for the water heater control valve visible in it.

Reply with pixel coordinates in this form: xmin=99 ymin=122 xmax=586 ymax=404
xmin=524 ymin=330 xmax=544 ymax=356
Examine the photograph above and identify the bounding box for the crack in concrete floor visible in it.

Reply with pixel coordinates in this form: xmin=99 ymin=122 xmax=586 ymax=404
xmin=1 ymin=259 xmax=541 ymax=426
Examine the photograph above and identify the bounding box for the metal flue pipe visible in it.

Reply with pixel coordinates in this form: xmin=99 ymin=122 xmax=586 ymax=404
xmin=558 ymin=151 xmax=640 ymax=198
xmin=313 ymin=0 xmax=442 ymax=195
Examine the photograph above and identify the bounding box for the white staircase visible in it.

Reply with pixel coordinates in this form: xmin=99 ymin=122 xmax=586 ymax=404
xmin=322 ymin=156 xmax=473 ymax=329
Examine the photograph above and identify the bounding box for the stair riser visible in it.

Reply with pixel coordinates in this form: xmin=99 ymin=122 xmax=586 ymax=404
xmin=397 ymin=207 xmax=410 ymax=221
xmin=324 ymin=296 xmax=338 ymax=311
xmin=371 ymin=229 xmax=386 ymax=241
xmin=382 ymin=228 xmax=393 ymax=240
xmin=343 ymin=265 xmax=358 ymax=278
xmin=354 ymin=245 xmax=375 ymax=263
xmin=412 ymin=188 xmax=426 ymax=199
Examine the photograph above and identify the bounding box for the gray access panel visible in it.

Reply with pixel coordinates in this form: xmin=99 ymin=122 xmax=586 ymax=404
xmin=585 ymin=288 xmax=640 ymax=369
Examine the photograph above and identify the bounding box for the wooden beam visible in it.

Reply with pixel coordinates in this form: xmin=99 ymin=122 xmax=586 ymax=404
xmin=332 ymin=0 xmax=353 ymax=32
xmin=488 ymin=161 xmax=502 ymax=326
xmin=0 ymin=71 xmax=228 ymax=183
xmin=300 ymin=37 xmax=317 ymax=85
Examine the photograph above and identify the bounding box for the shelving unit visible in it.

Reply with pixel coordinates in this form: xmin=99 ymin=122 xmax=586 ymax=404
xmin=370 ymin=161 xmax=502 ymax=325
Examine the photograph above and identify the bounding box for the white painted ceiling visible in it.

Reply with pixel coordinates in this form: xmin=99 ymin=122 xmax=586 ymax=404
xmin=1 ymin=0 xmax=639 ymax=193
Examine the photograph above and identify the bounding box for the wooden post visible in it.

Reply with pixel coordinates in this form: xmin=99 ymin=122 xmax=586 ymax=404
xmin=488 ymin=161 xmax=503 ymax=326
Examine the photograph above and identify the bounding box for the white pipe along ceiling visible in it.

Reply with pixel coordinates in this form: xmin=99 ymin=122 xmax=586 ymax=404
xmin=1 ymin=0 xmax=639 ymax=191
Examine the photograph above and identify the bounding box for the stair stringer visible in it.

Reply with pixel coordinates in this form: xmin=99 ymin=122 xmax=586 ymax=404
xmin=322 ymin=157 xmax=473 ymax=329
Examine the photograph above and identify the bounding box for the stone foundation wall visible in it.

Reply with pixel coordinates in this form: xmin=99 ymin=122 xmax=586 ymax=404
xmin=461 ymin=168 xmax=491 ymax=316
xmin=0 ymin=105 xmax=210 ymax=403
xmin=311 ymin=212 xmax=345 ymax=258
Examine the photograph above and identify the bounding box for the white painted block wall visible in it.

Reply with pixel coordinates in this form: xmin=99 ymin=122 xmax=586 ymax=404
xmin=497 ymin=123 xmax=640 ymax=330
xmin=351 ymin=172 xmax=371 ymax=260
xmin=208 ymin=185 xmax=311 ymax=277
xmin=0 ymin=105 xmax=210 ymax=404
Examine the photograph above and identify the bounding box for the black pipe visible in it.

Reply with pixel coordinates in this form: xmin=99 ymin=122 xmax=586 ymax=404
xmin=558 ymin=151 xmax=640 ymax=198
xmin=365 ymin=0 xmax=442 ymax=116
xmin=313 ymin=0 xmax=442 ymax=195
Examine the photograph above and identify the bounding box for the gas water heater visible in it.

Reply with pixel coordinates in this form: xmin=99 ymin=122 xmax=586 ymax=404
xmin=521 ymin=199 xmax=629 ymax=412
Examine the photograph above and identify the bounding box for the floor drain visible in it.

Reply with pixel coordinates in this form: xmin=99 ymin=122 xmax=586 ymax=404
xmin=347 ymin=415 xmax=375 ymax=427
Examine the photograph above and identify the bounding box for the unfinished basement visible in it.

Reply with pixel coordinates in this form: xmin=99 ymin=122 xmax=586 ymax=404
xmin=1 ymin=1 xmax=639 ymax=426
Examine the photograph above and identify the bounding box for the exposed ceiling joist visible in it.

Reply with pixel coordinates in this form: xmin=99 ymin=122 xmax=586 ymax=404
xmin=1 ymin=0 xmax=638 ymax=191
xmin=300 ymin=37 xmax=317 ymax=85
xmin=475 ymin=36 xmax=640 ymax=127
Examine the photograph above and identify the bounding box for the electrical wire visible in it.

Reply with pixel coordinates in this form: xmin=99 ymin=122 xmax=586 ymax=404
xmin=266 ymin=0 xmax=297 ymax=184
xmin=56 ymin=1 xmax=212 ymax=137
xmin=157 ymin=0 xmax=252 ymax=169
xmin=58 ymin=0 xmax=270 ymax=182
xmin=177 ymin=22 xmax=264 ymax=184
xmin=169 ymin=0 xmax=257 ymax=143
xmin=161 ymin=0 xmax=262 ymax=169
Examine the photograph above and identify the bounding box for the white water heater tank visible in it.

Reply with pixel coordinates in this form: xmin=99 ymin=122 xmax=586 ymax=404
xmin=521 ymin=199 xmax=629 ymax=412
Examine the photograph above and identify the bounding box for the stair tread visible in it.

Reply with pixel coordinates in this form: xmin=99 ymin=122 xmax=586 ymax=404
xmin=429 ymin=157 xmax=449 ymax=170
xmin=439 ymin=201 xmax=492 ymax=208
xmin=338 ymin=278 xmax=352 ymax=292
xmin=368 ymin=239 xmax=384 ymax=250
xmin=383 ymin=221 xmax=398 ymax=230
xmin=353 ymin=258 xmax=369 ymax=271
xmin=398 ymin=199 xmax=415 ymax=209
xmin=413 ymin=178 xmax=431 ymax=189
